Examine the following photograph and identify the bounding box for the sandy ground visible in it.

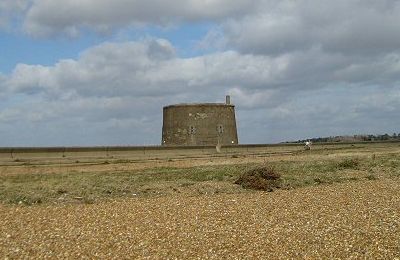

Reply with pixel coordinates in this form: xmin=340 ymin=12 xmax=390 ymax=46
xmin=1 ymin=178 xmax=399 ymax=259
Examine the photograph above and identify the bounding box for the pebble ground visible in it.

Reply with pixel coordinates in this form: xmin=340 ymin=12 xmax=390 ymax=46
xmin=1 ymin=179 xmax=400 ymax=259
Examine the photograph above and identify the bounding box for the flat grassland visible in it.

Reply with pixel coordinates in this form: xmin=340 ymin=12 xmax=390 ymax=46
xmin=1 ymin=142 xmax=400 ymax=258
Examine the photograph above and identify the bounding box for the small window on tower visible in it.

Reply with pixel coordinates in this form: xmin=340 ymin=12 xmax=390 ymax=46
xmin=217 ymin=124 xmax=224 ymax=135
xmin=189 ymin=126 xmax=196 ymax=135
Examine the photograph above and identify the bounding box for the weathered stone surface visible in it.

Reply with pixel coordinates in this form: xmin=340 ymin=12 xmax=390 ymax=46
xmin=162 ymin=103 xmax=238 ymax=146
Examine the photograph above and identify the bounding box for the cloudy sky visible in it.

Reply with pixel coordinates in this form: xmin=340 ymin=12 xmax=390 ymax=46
xmin=0 ymin=0 xmax=399 ymax=146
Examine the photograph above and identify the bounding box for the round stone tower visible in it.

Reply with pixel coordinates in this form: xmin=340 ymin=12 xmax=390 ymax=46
xmin=162 ymin=96 xmax=238 ymax=146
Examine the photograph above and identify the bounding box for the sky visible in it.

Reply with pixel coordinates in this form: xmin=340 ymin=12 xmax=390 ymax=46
xmin=0 ymin=0 xmax=399 ymax=146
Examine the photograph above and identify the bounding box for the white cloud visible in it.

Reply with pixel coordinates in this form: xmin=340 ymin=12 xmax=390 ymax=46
xmin=6 ymin=64 xmax=55 ymax=94
xmin=23 ymin=0 xmax=259 ymax=36
xmin=210 ymin=0 xmax=400 ymax=56
xmin=0 ymin=0 xmax=29 ymax=28
xmin=236 ymin=86 xmax=400 ymax=143
xmin=4 ymin=38 xmax=293 ymax=99
xmin=3 ymin=37 xmax=400 ymax=108
xmin=227 ymin=88 xmax=287 ymax=109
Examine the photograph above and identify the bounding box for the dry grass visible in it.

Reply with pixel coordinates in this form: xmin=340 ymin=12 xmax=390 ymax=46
xmin=0 ymin=143 xmax=400 ymax=205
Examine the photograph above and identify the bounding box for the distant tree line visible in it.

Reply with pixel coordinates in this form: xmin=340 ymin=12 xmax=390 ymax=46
xmin=289 ymin=133 xmax=400 ymax=143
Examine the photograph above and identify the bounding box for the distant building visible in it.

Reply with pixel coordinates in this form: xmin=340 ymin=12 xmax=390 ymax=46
xmin=162 ymin=96 xmax=239 ymax=146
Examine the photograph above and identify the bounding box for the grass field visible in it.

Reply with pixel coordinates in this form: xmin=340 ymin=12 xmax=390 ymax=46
xmin=1 ymin=142 xmax=399 ymax=205
xmin=1 ymin=142 xmax=400 ymax=258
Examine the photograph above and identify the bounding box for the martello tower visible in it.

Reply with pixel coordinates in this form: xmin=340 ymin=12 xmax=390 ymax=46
xmin=162 ymin=96 xmax=238 ymax=146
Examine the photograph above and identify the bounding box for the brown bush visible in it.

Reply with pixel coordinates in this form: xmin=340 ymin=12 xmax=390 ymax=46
xmin=337 ymin=158 xmax=360 ymax=169
xmin=234 ymin=166 xmax=282 ymax=191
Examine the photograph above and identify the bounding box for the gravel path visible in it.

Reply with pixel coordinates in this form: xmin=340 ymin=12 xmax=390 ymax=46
xmin=1 ymin=179 xmax=400 ymax=259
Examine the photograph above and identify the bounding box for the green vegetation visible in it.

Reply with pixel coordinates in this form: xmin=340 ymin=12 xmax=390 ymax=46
xmin=0 ymin=153 xmax=399 ymax=205
xmin=294 ymin=133 xmax=400 ymax=143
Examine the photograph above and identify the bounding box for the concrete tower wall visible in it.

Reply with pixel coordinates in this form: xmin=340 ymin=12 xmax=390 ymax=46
xmin=162 ymin=103 xmax=238 ymax=146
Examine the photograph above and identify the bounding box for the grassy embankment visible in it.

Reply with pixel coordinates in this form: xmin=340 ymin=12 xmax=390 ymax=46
xmin=1 ymin=148 xmax=399 ymax=205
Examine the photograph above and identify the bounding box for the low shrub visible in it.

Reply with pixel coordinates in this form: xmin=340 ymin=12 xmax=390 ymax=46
xmin=234 ymin=166 xmax=282 ymax=191
xmin=366 ymin=174 xmax=377 ymax=180
xmin=337 ymin=158 xmax=360 ymax=169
